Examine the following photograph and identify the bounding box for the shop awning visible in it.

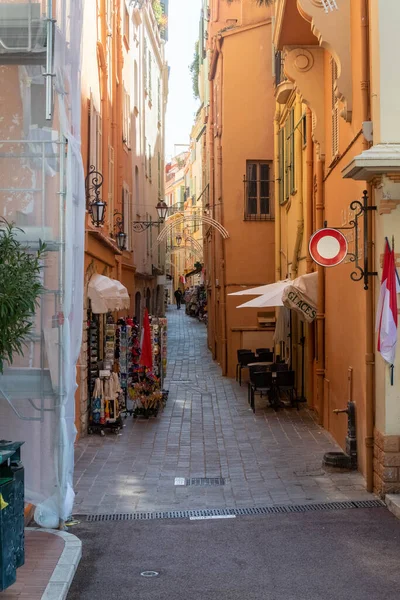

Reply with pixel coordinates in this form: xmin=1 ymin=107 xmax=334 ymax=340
xmin=229 ymin=279 xmax=291 ymax=297
xmin=88 ymin=274 xmax=130 ymax=314
xmin=237 ymin=273 xmax=318 ymax=323
xmin=185 ymin=265 xmax=203 ymax=278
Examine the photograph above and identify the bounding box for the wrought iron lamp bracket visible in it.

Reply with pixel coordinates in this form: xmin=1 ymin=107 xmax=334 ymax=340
xmin=85 ymin=165 xmax=104 ymax=212
xmin=326 ymin=190 xmax=377 ymax=290
xmin=132 ymin=221 xmax=156 ymax=233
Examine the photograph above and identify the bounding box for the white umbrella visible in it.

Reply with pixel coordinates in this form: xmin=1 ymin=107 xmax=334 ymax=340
xmin=229 ymin=279 xmax=291 ymax=297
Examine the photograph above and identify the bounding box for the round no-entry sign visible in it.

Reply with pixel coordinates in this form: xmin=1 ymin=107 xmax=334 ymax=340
xmin=309 ymin=228 xmax=348 ymax=267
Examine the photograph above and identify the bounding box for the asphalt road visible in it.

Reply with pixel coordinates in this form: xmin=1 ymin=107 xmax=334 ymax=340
xmin=67 ymin=507 xmax=400 ymax=600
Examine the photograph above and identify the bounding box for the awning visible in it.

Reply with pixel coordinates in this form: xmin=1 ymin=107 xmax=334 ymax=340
xmin=237 ymin=273 xmax=318 ymax=323
xmin=185 ymin=265 xmax=203 ymax=278
xmin=229 ymin=279 xmax=291 ymax=297
xmin=88 ymin=274 xmax=130 ymax=314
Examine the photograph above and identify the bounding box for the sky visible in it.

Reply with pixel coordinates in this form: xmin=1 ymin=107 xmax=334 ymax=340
xmin=165 ymin=0 xmax=202 ymax=162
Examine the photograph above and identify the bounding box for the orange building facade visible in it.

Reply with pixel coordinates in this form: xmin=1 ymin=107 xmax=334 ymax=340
xmin=76 ymin=0 xmax=168 ymax=436
xmin=274 ymin=0 xmax=400 ymax=495
xmin=204 ymin=0 xmax=276 ymax=378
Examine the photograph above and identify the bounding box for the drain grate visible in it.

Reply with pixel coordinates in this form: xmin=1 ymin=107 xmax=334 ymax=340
xmin=85 ymin=499 xmax=385 ymax=522
xmin=187 ymin=477 xmax=225 ymax=486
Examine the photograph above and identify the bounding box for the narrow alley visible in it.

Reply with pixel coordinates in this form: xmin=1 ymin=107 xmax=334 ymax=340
xmin=73 ymin=308 xmax=373 ymax=516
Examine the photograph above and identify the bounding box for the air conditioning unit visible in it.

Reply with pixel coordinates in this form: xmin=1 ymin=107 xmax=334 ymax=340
xmin=0 ymin=3 xmax=48 ymax=65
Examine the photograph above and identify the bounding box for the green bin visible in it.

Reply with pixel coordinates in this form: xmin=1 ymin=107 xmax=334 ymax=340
xmin=0 ymin=441 xmax=25 ymax=592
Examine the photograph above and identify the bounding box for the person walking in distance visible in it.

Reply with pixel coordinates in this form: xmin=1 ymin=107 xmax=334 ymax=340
xmin=174 ymin=288 xmax=183 ymax=310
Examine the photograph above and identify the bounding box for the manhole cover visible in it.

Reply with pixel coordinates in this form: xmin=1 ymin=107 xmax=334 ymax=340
xmin=141 ymin=571 xmax=159 ymax=578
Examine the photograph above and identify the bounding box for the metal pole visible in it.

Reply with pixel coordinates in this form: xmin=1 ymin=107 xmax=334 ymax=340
xmin=45 ymin=0 xmax=54 ymax=120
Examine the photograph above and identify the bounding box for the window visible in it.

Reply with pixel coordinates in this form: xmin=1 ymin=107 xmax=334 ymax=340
xmin=108 ymin=145 xmax=115 ymax=228
xmin=157 ymin=78 xmax=161 ymax=123
xmin=331 ymin=57 xmax=339 ymax=158
xmin=122 ymin=185 xmax=131 ymax=250
xmin=89 ymin=95 xmax=102 ymax=174
xmin=244 ymin=161 xmax=273 ymax=220
xmin=124 ymin=4 xmax=129 ymax=45
xmin=278 ymin=107 xmax=296 ymax=204
xmin=278 ymin=128 xmax=285 ymax=206
xmin=144 ymin=38 xmax=148 ymax=93
xmin=148 ymin=144 xmax=152 ymax=181
xmin=158 ymin=152 xmax=161 ymax=197
xmin=144 ymin=137 xmax=147 ymax=176
xmin=134 ymin=61 xmax=139 ymax=113
xmin=122 ymin=88 xmax=131 ymax=149
xmin=148 ymin=50 xmax=152 ymax=102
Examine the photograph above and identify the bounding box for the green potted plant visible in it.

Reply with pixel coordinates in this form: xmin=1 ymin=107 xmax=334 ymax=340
xmin=0 ymin=220 xmax=46 ymax=372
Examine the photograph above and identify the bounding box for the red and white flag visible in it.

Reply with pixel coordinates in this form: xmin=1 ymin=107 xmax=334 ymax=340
xmin=376 ymin=239 xmax=398 ymax=364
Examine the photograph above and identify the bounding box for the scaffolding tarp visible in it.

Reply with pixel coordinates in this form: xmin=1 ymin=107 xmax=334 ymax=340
xmin=0 ymin=0 xmax=85 ymax=528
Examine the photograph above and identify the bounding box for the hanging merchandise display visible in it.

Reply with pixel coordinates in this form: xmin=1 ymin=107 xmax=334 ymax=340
xmin=184 ymin=285 xmax=207 ymax=323
xmin=128 ymin=314 xmax=168 ymax=419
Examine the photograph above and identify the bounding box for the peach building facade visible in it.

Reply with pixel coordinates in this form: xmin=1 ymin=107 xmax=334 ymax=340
xmin=274 ymin=0 xmax=400 ymax=495
xmin=77 ymin=0 xmax=168 ymax=436
xmin=204 ymin=0 xmax=276 ymax=378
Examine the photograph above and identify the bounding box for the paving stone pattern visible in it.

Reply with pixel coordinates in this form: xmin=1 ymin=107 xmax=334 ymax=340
xmin=0 ymin=531 xmax=64 ymax=600
xmin=73 ymin=307 xmax=374 ymax=515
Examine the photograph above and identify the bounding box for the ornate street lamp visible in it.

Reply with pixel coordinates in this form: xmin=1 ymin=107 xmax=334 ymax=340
xmin=175 ymin=234 xmax=182 ymax=247
xmin=132 ymin=201 xmax=169 ymax=232
xmin=86 ymin=165 xmax=106 ymax=227
xmin=113 ymin=212 xmax=127 ymax=251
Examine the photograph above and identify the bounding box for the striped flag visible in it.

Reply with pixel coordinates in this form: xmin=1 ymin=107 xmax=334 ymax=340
xmin=376 ymin=239 xmax=398 ymax=364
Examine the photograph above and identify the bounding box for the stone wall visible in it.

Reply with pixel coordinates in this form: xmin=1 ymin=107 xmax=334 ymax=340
xmin=373 ymin=428 xmax=400 ymax=495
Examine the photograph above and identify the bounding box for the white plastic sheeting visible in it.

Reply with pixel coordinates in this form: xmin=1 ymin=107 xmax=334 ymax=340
xmin=0 ymin=0 xmax=85 ymax=528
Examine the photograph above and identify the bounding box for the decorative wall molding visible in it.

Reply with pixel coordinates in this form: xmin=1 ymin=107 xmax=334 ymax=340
xmin=284 ymin=46 xmax=325 ymax=157
xmin=297 ymin=0 xmax=352 ymax=122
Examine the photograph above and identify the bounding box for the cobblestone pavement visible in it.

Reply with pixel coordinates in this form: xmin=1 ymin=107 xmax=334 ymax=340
xmin=73 ymin=307 xmax=374 ymax=515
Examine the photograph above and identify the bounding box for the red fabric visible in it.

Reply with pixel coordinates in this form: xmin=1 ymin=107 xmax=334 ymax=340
xmin=139 ymin=308 xmax=153 ymax=369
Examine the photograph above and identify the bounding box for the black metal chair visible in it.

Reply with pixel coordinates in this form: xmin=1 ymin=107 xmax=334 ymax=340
xmin=249 ymin=371 xmax=273 ymax=413
xmin=247 ymin=364 xmax=269 ymax=404
xmin=275 ymin=370 xmax=297 ymax=409
xmin=256 ymin=347 xmax=270 ymax=355
xmin=235 ymin=349 xmax=252 ymax=382
xmin=257 ymin=351 xmax=274 ymax=363
xmin=236 ymin=351 xmax=256 ymax=386
xmin=270 ymin=363 xmax=289 ymax=372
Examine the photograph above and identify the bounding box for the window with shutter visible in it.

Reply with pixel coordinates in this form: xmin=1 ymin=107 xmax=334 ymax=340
xmin=278 ymin=128 xmax=285 ymax=205
xmin=144 ymin=39 xmax=148 ymax=92
xmin=148 ymin=50 xmax=152 ymax=102
xmin=158 ymin=152 xmax=161 ymax=197
xmin=331 ymin=57 xmax=339 ymax=158
xmin=122 ymin=185 xmax=131 ymax=251
xmin=122 ymin=89 xmax=131 ymax=149
xmin=148 ymin=144 xmax=152 ymax=181
xmin=289 ymin=109 xmax=295 ymax=194
xmin=108 ymin=145 xmax=115 ymax=228
xmin=244 ymin=161 xmax=273 ymax=220
xmin=144 ymin=137 xmax=148 ymax=176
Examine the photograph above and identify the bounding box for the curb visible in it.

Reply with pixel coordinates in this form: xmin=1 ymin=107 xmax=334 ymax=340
xmin=26 ymin=527 xmax=82 ymax=600
xmin=385 ymin=494 xmax=400 ymax=520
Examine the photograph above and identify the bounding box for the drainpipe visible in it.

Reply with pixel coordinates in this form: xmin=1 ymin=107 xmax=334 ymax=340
xmin=361 ymin=0 xmax=374 ymax=492
xmin=305 ymin=108 xmax=314 ymax=275
xmin=305 ymin=108 xmax=315 ymax=407
xmin=274 ymin=104 xmax=282 ymax=281
xmin=217 ymin=37 xmax=228 ymax=377
xmin=315 ymin=154 xmax=325 ymax=426
xmin=209 ymin=48 xmax=216 ymax=358
xmin=291 ymin=98 xmax=304 ymax=279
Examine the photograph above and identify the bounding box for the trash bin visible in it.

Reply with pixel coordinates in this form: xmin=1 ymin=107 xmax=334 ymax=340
xmin=0 ymin=441 xmax=25 ymax=592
